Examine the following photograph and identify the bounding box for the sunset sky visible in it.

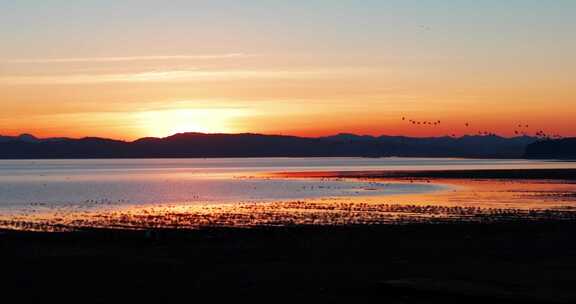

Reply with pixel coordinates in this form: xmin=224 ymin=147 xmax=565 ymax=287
xmin=1 ymin=1 xmax=575 ymax=140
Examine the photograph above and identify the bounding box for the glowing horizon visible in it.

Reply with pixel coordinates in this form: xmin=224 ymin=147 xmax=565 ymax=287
xmin=1 ymin=1 xmax=575 ymax=140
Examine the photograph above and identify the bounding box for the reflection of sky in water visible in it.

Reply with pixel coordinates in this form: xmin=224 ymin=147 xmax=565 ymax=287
xmin=1 ymin=158 xmax=576 ymax=175
xmin=0 ymin=157 xmax=574 ymax=211
xmin=0 ymin=173 xmax=446 ymax=209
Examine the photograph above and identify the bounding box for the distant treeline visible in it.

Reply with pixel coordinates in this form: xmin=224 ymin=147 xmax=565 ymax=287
xmin=525 ymin=138 xmax=576 ymax=159
xmin=0 ymin=132 xmax=540 ymax=159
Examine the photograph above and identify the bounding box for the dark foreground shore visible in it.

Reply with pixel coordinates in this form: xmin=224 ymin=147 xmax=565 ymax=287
xmin=2 ymin=221 xmax=576 ymax=303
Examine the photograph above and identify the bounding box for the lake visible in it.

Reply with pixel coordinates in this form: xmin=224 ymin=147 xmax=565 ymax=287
xmin=0 ymin=157 xmax=575 ymax=212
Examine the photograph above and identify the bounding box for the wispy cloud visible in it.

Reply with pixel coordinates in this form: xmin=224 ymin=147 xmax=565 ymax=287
xmin=0 ymin=69 xmax=251 ymax=85
xmin=0 ymin=68 xmax=370 ymax=85
xmin=3 ymin=53 xmax=248 ymax=64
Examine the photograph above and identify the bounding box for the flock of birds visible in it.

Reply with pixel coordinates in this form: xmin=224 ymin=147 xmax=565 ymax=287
xmin=400 ymin=116 xmax=564 ymax=139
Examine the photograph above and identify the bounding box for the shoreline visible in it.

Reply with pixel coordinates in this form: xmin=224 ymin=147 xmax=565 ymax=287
xmin=272 ymin=168 xmax=576 ymax=180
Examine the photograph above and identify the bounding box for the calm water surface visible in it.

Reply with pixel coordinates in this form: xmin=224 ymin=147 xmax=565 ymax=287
xmin=0 ymin=158 xmax=574 ymax=211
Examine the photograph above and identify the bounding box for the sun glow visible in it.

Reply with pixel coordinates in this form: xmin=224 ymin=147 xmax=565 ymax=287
xmin=137 ymin=108 xmax=246 ymax=138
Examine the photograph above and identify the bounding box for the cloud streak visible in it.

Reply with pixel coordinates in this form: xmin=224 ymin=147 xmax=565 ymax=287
xmin=3 ymin=53 xmax=248 ymax=64
xmin=0 ymin=68 xmax=374 ymax=85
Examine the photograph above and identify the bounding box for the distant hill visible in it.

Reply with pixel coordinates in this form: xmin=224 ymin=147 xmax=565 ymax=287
xmin=525 ymin=138 xmax=576 ymax=159
xmin=0 ymin=132 xmax=538 ymax=159
xmin=0 ymin=133 xmax=70 ymax=143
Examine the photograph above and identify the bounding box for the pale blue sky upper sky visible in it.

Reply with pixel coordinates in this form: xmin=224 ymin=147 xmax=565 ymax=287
xmin=2 ymin=1 xmax=574 ymax=59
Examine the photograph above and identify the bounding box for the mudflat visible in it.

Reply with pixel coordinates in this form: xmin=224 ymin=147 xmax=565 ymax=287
xmin=1 ymin=221 xmax=576 ymax=303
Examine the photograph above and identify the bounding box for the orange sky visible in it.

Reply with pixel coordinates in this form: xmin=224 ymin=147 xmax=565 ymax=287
xmin=1 ymin=2 xmax=575 ymax=140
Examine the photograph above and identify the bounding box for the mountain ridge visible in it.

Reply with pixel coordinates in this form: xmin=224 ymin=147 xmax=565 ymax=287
xmin=0 ymin=132 xmax=542 ymax=159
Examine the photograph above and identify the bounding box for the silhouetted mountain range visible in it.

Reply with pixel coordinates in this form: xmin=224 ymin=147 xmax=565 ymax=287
xmin=525 ymin=138 xmax=576 ymax=159
xmin=0 ymin=132 xmax=543 ymax=159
